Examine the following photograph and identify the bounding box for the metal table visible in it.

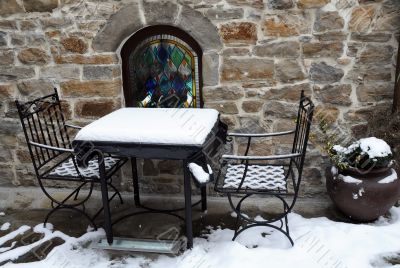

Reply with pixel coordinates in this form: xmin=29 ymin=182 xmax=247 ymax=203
xmin=72 ymin=108 xmax=226 ymax=249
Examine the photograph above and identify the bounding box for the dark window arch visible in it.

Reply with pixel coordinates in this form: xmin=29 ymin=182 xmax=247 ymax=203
xmin=121 ymin=25 xmax=203 ymax=108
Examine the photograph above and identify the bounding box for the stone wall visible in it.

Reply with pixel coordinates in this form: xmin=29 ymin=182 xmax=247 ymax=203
xmin=0 ymin=0 xmax=399 ymax=199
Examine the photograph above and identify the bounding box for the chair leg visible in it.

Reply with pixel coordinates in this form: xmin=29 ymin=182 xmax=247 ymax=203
xmin=131 ymin=157 xmax=141 ymax=206
xmin=227 ymin=194 xmax=294 ymax=246
xmin=42 ymin=183 xmax=96 ymax=230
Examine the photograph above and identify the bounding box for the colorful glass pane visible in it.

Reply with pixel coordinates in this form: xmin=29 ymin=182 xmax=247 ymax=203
xmin=130 ymin=38 xmax=197 ymax=108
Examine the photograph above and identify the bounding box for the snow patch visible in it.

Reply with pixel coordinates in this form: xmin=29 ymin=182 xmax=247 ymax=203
xmin=1 ymin=222 xmax=10 ymax=231
xmin=359 ymin=137 xmax=392 ymax=158
xmin=188 ymin=163 xmax=210 ymax=184
xmin=0 ymin=226 xmax=30 ymax=247
xmin=0 ymin=212 xmax=5 ymax=216
xmin=338 ymin=174 xmax=362 ymax=184
xmin=3 ymin=207 xmax=400 ymax=267
xmin=378 ymin=169 xmax=398 ymax=184
xmin=353 ymin=188 xmax=365 ymax=200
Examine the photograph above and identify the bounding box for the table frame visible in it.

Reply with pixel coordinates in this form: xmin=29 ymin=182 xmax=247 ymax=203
xmin=73 ymin=121 xmax=227 ymax=249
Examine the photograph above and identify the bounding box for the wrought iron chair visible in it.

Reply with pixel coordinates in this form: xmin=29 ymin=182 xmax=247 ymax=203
xmin=214 ymin=91 xmax=314 ymax=245
xmin=15 ymin=88 xmax=127 ymax=229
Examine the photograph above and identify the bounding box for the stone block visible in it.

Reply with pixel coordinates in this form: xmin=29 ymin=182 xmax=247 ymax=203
xmin=314 ymin=105 xmax=340 ymax=124
xmin=0 ymin=120 xmax=21 ymax=135
xmin=143 ymin=159 xmax=158 ymax=176
xmin=0 ymin=50 xmax=14 ymax=65
xmin=0 ymin=84 xmax=15 ymax=99
xmin=373 ymin=0 xmax=400 ymax=32
xmin=75 ymin=99 xmax=120 ymax=118
xmin=253 ymin=41 xmax=300 ymax=58
xmin=61 ymin=80 xmax=121 ymax=98
xmin=221 ymin=58 xmax=274 ymax=82
xmin=357 ymin=44 xmax=393 ymax=64
xmin=222 ymin=48 xmax=250 ymax=57
xmin=350 ymin=33 xmax=392 ymax=42
xmin=83 ymin=65 xmax=120 ymax=80
xmin=314 ymin=11 xmax=344 ymax=32
xmin=204 ymin=102 xmax=239 ymax=114
xmin=0 ymin=66 xmax=35 ymax=81
xmin=17 ymin=79 xmax=54 ymax=96
xmin=309 ymin=62 xmax=344 ymax=83
xmin=297 ymin=0 xmax=330 ymax=8
xmin=61 ymin=37 xmax=88 ymax=54
xmin=203 ymin=52 xmax=219 ymax=86
xmin=275 ymin=59 xmax=305 ymax=83
xmin=0 ymin=164 xmax=14 ymax=187
xmin=158 ymin=160 xmax=182 ymax=175
xmin=349 ymin=5 xmax=376 ymax=33
xmin=242 ymin=100 xmax=264 ymax=113
xmin=23 ymin=0 xmax=58 ymax=12
xmin=0 ymin=20 xmax=17 ymax=30
xmin=302 ymin=42 xmax=343 ymax=58
xmin=10 ymin=33 xmax=25 ymax=46
xmin=268 ymin=0 xmax=294 ymax=9
xmin=356 ymin=83 xmax=393 ymax=102
xmin=40 ymin=66 xmax=80 ymax=80
xmin=263 ymin=100 xmax=298 ymax=119
xmin=18 ymin=48 xmax=50 ymax=65
xmin=206 ymin=7 xmax=244 ymax=20
xmin=346 ymin=64 xmax=391 ymax=82
xmin=256 ymin=83 xmax=311 ymax=102
xmin=220 ymin=22 xmax=257 ymax=45
xmin=263 ymin=11 xmax=311 ymax=37
xmin=54 ymin=54 xmax=118 ymax=65
xmin=226 ymin=0 xmax=264 ymax=8
xmin=0 ymin=147 xmax=13 ymax=163
xmin=0 ymin=32 xmax=7 ymax=47
xmin=203 ymin=86 xmax=244 ymax=101
xmin=0 ymin=0 xmax=24 ymax=16
xmin=20 ymin=20 xmax=38 ymax=31
xmin=143 ymin=0 xmax=179 ymax=25
xmin=40 ymin=18 xmax=72 ymax=29
xmin=314 ymin=84 xmax=352 ymax=106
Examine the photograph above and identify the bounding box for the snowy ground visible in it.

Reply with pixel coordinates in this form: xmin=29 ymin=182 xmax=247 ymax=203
xmin=1 ymin=207 xmax=400 ymax=268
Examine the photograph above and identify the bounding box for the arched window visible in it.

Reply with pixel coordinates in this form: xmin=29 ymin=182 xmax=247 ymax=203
xmin=121 ymin=26 xmax=203 ymax=108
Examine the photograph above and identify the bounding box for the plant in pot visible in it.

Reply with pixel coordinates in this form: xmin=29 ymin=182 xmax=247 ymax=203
xmin=325 ymin=137 xmax=400 ymax=221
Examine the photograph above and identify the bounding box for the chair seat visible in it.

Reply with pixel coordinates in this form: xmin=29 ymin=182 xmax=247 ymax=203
xmin=48 ymin=156 xmax=120 ymax=179
xmin=222 ymin=164 xmax=287 ymax=192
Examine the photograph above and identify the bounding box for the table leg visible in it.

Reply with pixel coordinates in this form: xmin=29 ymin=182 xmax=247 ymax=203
xmin=131 ymin=157 xmax=140 ymax=206
xmin=201 ymin=185 xmax=207 ymax=211
xmin=99 ymin=154 xmax=113 ymax=245
xmin=183 ymin=160 xmax=193 ymax=249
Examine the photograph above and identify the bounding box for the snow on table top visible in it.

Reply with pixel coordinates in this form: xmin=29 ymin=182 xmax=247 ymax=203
xmin=75 ymin=108 xmax=219 ymax=146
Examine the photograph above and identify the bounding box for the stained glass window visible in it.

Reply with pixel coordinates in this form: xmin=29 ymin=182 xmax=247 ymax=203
xmin=128 ymin=35 xmax=199 ymax=108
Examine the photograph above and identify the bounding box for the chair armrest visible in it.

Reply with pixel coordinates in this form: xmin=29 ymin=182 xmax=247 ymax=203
xmin=65 ymin=123 xmax=82 ymax=130
xmin=29 ymin=141 xmax=74 ymax=153
xmin=227 ymin=130 xmax=295 ymax=138
xmin=221 ymin=153 xmax=301 ymax=161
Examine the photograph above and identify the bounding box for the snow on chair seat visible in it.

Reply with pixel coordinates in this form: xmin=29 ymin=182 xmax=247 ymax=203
xmin=223 ymin=164 xmax=287 ymax=191
xmin=49 ymin=156 xmax=119 ymax=179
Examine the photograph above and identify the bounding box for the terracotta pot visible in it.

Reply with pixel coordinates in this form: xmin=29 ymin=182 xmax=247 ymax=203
xmin=326 ymin=165 xmax=400 ymax=222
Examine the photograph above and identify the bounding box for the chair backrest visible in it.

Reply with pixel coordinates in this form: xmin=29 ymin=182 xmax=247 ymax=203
xmin=291 ymin=91 xmax=314 ymax=177
xmin=15 ymin=89 xmax=71 ymax=172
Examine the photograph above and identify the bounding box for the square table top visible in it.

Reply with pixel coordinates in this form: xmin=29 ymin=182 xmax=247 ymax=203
xmin=74 ymin=108 xmax=219 ymax=146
